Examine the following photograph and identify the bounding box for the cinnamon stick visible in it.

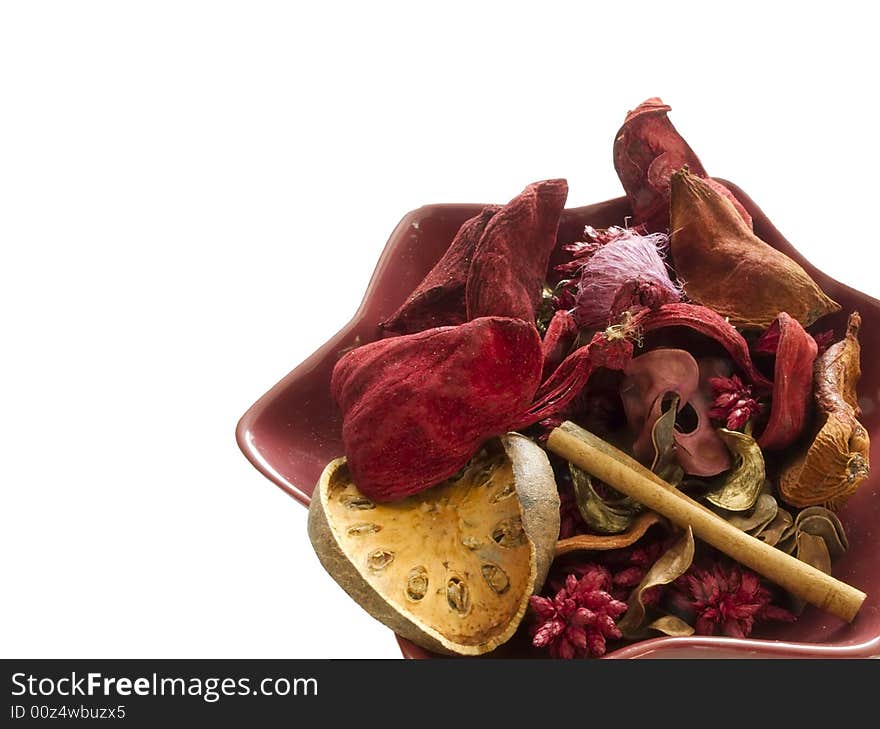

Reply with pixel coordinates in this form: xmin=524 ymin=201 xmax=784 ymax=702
xmin=546 ymin=421 xmax=866 ymax=623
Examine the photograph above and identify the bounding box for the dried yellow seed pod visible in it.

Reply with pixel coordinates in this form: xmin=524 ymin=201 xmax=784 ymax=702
xmin=307 ymin=433 xmax=560 ymax=656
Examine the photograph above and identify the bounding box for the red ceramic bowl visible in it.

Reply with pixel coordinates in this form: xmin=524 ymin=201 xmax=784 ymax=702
xmin=236 ymin=180 xmax=880 ymax=659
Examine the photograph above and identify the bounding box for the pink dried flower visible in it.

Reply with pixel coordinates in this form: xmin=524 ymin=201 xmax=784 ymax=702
xmin=708 ymin=374 xmax=763 ymax=430
xmin=558 ymin=226 xmax=683 ymax=329
xmin=670 ymin=562 xmax=797 ymax=638
xmin=529 ymin=565 xmax=627 ymax=658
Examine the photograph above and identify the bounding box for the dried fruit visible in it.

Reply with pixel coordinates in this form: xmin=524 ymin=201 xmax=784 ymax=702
xmin=307 ymin=434 xmax=560 ymax=656
xmin=466 ymin=179 xmax=568 ymax=323
xmin=380 ymin=206 xmax=499 ymax=334
xmin=753 ymin=313 xmax=818 ymax=450
xmin=612 ymin=98 xmax=751 ymax=232
xmin=669 ymin=168 xmax=840 ymax=330
xmin=779 ymin=313 xmax=870 ymax=508
xmin=331 ymin=316 xmax=542 ymax=502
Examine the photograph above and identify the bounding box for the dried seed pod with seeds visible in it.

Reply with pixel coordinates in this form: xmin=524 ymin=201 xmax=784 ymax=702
xmin=307 ymin=434 xmax=560 ymax=656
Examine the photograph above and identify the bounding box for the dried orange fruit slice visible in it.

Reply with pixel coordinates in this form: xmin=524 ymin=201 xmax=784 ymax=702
xmin=307 ymin=433 xmax=559 ymax=655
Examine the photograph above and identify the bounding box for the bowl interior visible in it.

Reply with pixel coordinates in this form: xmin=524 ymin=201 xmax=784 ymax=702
xmin=237 ymin=181 xmax=880 ymax=658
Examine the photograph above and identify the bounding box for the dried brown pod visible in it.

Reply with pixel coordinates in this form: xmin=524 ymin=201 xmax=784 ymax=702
xmin=779 ymin=313 xmax=870 ymax=508
xmin=308 ymin=434 xmax=560 ymax=656
xmin=669 ymin=169 xmax=840 ymax=330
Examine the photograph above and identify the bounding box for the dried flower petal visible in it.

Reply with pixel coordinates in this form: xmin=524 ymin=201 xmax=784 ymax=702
xmin=380 ymin=206 xmax=499 ymax=334
xmin=612 ymin=98 xmax=752 ymax=232
xmin=332 ymin=317 xmax=543 ymax=501
xmin=466 ymin=179 xmax=568 ymax=323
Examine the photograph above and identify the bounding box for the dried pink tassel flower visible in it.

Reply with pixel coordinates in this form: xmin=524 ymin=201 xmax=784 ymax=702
xmin=565 ymin=226 xmax=683 ymax=330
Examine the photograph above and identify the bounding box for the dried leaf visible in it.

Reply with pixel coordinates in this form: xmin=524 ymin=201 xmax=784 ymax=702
xmin=702 ymin=429 xmax=766 ymax=512
xmin=669 ymin=168 xmax=840 ymax=330
xmin=645 ymin=614 xmax=695 ymax=637
xmin=650 ymin=394 xmax=684 ymax=484
xmin=617 ymin=527 xmax=695 ymax=639
xmin=569 ymin=464 xmax=640 ymax=535
xmin=755 ymin=507 xmax=794 ymax=547
xmin=796 ymin=506 xmax=848 ymax=560
xmin=722 ymin=493 xmax=779 ymax=533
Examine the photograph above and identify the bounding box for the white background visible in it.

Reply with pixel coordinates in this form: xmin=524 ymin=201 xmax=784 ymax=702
xmin=2 ymin=2 xmax=878 ymax=659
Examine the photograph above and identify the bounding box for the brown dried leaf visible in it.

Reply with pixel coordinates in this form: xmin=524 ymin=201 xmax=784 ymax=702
xmin=702 ymin=429 xmax=766 ymax=512
xmin=755 ymin=506 xmax=794 ymax=547
xmin=569 ymin=464 xmax=640 ymax=535
xmin=722 ymin=493 xmax=779 ymax=533
xmin=617 ymin=527 xmax=695 ymax=639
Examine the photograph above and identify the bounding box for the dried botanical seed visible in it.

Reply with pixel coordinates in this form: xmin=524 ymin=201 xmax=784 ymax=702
xmin=446 ymin=577 xmax=470 ymax=614
xmin=367 ymin=549 xmax=395 ymax=571
xmin=481 ymin=564 xmax=510 ymax=595
xmin=490 ymin=482 xmax=516 ymax=503
xmin=492 ymin=517 xmax=526 ymax=547
xmin=461 ymin=536 xmax=482 ymax=550
xmin=347 ymin=523 xmax=382 ymax=537
xmin=340 ymin=494 xmax=375 ymax=510
xmin=405 ymin=566 xmax=429 ymax=601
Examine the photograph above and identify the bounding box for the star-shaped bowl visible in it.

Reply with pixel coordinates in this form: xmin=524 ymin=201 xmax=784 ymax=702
xmin=236 ymin=180 xmax=880 ymax=658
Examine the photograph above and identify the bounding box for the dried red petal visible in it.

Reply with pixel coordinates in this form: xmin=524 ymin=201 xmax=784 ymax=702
xmin=613 ymin=98 xmax=752 ymax=232
xmin=632 ymin=303 xmax=772 ymax=390
xmin=331 ymin=316 xmax=542 ymax=501
xmin=466 ymin=179 xmax=568 ymax=323
xmin=755 ymin=313 xmax=818 ymax=451
xmin=380 ymin=206 xmax=499 ymax=334
xmin=541 ymin=309 xmax=579 ymax=380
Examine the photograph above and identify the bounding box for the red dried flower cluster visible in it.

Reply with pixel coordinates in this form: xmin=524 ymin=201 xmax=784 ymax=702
xmin=529 ymin=565 xmax=627 ymax=658
xmin=671 ymin=562 xmax=796 ymax=638
xmin=708 ymin=374 xmax=763 ymax=431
